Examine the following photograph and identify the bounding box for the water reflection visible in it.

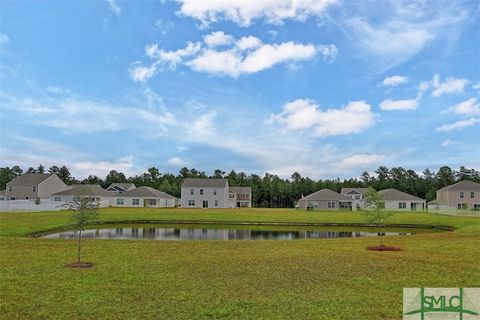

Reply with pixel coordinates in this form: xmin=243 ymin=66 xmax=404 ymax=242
xmin=42 ymin=226 xmax=415 ymax=241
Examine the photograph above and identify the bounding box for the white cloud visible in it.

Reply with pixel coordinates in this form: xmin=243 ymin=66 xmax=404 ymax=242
xmin=155 ymin=19 xmax=174 ymax=35
xmin=379 ymin=98 xmax=418 ymax=111
xmin=332 ymin=154 xmax=385 ymax=171
xmin=187 ymin=111 xmax=216 ymax=138
xmin=430 ymin=74 xmax=468 ymax=97
xmin=270 ymin=99 xmax=375 ymax=137
xmin=177 ymin=0 xmax=338 ymax=27
xmin=204 ymin=31 xmax=233 ymax=47
xmin=167 ymin=157 xmax=186 ymax=166
xmin=0 ymin=33 xmax=9 ymax=46
xmin=436 ymin=118 xmax=480 ymax=132
xmin=72 ymin=156 xmax=137 ymax=178
xmin=448 ymin=98 xmax=480 ymax=116
xmin=107 ymin=0 xmax=122 ymax=16
xmin=343 ymin=2 xmax=468 ymax=71
xmin=129 ymin=62 xmax=156 ymax=82
xmin=134 ymin=32 xmax=335 ymax=79
xmin=473 ymin=83 xmax=480 ymax=92
xmin=380 ymin=75 xmax=409 ymax=86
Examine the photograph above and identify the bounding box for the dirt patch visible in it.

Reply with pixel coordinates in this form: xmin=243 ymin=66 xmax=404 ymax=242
xmin=65 ymin=262 xmax=94 ymax=268
xmin=366 ymin=245 xmax=402 ymax=251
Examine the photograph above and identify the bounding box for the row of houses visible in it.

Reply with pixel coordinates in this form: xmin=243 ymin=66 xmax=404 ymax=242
xmin=0 ymin=174 xmax=252 ymax=209
xmin=297 ymin=180 xmax=480 ymax=211
xmin=0 ymin=173 xmax=478 ymax=212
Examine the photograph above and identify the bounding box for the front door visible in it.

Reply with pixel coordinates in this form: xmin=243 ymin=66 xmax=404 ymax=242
xmin=203 ymin=200 xmax=208 ymax=208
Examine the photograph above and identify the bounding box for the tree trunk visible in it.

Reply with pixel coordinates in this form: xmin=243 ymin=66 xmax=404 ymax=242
xmin=77 ymin=229 xmax=82 ymax=264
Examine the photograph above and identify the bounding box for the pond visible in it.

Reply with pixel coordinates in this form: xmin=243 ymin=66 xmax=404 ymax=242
xmin=41 ymin=224 xmax=423 ymax=241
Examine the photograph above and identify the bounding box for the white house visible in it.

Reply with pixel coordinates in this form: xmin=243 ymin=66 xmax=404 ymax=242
xmin=378 ymin=188 xmax=425 ymax=211
xmin=297 ymin=189 xmax=352 ymax=210
xmin=340 ymin=188 xmax=368 ymax=209
xmin=111 ymin=186 xmax=178 ymax=208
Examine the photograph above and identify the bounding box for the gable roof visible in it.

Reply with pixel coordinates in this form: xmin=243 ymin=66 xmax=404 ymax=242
xmin=378 ymin=189 xmax=424 ymax=201
xmin=182 ymin=178 xmax=228 ymax=188
xmin=301 ymin=188 xmax=351 ymax=201
xmin=120 ymin=186 xmax=177 ymax=199
xmin=340 ymin=188 xmax=369 ymax=195
xmin=7 ymin=173 xmax=54 ymax=186
xmin=107 ymin=183 xmax=136 ymax=191
xmin=51 ymin=184 xmax=114 ymax=197
xmin=438 ymin=180 xmax=480 ymax=192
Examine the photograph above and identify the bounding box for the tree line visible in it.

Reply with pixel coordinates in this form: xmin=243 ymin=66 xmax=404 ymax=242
xmin=1 ymin=165 xmax=479 ymax=207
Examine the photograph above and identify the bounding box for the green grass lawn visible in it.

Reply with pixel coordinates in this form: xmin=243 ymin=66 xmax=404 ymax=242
xmin=1 ymin=208 xmax=479 ymax=319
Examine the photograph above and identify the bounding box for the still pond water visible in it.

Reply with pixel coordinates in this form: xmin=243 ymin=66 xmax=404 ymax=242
xmin=42 ymin=225 xmax=418 ymax=241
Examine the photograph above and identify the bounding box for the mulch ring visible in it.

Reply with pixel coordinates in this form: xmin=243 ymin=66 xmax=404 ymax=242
xmin=366 ymin=245 xmax=402 ymax=251
xmin=65 ymin=262 xmax=95 ymax=268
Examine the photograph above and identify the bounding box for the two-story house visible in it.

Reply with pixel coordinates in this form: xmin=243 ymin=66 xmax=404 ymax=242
xmin=229 ymin=187 xmax=252 ymax=208
xmin=428 ymin=180 xmax=480 ymax=211
xmin=340 ymin=188 xmax=368 ymax=209
xmin=180 ymin=178 xmax=230 ymax=208
xmin=5 ymin=173 xmax=68 ymax=200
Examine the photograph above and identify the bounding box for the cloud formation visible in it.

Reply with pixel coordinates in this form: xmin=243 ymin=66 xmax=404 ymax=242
xmin=380 ymin=75 xmax=409 ymax=86
xmin=107 ymin=0 xmax=122 ymax=16
xmin=436 ymin=118 xmax=480 ymax=132
xmin=176 ymin=0 xmax=338 ymax=27
xmin=130 ymin=32 xmax=336 ymax=79
xmin=269 ymin=99 xmax=375 ymax=137
xmin=448 ymin=98 xmax=480 ymax=116
xmin=379 ymin=98 xmax=418 ymax=111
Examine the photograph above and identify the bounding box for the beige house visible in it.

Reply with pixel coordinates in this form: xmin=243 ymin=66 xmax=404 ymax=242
xmin=5 ymin=173 xmax=68 ymax=200
xmin=107 ymin=183 xmax=136 ymax=194
xmin=229 ymin=187 xmax=252 ymax=208
xmin=428 ymin=180 xmax=480 ymax=211
xmin=297 ymin=189 xmax=352 ymax=210
xmin=181 ymin=178 xmax=230 ymax=208
xmin=50 ymin=184 xmax=114 ymax=206
xmin=378 ymin=188 xmax=425 ymax=211
xmin=112 ymin=186 xmax=178 ymax=208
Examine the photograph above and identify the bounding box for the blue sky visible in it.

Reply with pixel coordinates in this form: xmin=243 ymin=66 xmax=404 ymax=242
xmin=0 ymin=0 xmax=479 ymax=179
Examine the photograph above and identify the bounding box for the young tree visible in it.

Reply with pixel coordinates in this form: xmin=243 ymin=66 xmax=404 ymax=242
xmin=69 ymin=189 xmax=99 ymax=266
xmin=362 ymin=187 xmax=393 ymax=247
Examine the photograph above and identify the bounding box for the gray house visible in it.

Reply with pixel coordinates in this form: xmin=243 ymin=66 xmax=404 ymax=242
xmin=378 ymin=188 xmax=425 ymax=211
xmin=181 ymin=178 xmax=230 ymax=208
xmin=340 ymin=188 xmax=368 ymax=209
xmin=107 ymin=183 xmax=136 ymax=194
xmin=5 ymin=173 xmax=68 ymax=200
xmin=112 ymin=186 xmax=178 ymax=208
xmin=297 ymin=189 xmax=352 ymax=210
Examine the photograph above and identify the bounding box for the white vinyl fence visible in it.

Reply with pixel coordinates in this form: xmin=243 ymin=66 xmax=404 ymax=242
xmin=0 ymin=199 xmax=111 ymax=212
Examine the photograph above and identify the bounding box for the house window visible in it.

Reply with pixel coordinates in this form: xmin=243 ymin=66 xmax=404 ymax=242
xmin=32 ymin=186 xmax=37 ymax=193
xmin=54 ymin=197 xmax=61 ymax=201
xmin=215 ymin=200 xmax=218 ymax=207
xmin=8 ymin=186 xmax=12 ymax=192
xmin=471 ymin=192 xmax=475 ymax=198
xmin=474 ymin=204 xmax=480 ymax=210
xmin=327 ymin=201 xmax=336 ymax=208
xmin=460 ymin=192 xmax=464 ymax=198
xmin=355 ymin=195 xmax=360 ymax=200
xmin=10 ymin=197 xmax=15 ymax=200
xmin=149 ymin=199 xmax=157 ymax=206
xmin=116 ymin=198 xmax=124 ymax=205
xmin=200 ymin=189 xmax=204 ymax=195
xmin=188 ymin=200 xmax=195 ymax=206
xmin=229 ymin=193 xmax=234 ymax=199
xmin=190 ymin=189 xmax=194 ymax=195
xmin=398 ymin=202 xmax=406 ymax=209
xmin=132 ymin=198 xmax=140 ymax=205
xmin=457 ymin=203 xmax=465 ymax=210
xmin=213 ymin=189 xmax=217 ymax=195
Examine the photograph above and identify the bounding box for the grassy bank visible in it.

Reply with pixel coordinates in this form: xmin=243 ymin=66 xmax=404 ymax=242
xmin=1 ymin=208 xmax=479 ymax=319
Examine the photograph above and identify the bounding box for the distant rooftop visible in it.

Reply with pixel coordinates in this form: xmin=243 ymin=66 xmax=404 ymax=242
xmin=301 ymin=189 xmax=351 ymax=201
xmin=438 ymin=180 xmax=480 ymax=192
xmin=182 ymin=178 xmax=228 ymax=188
xmin=378 ymin=189 xmax=424 ymax=201
xmin=51 ymin=184 xmax=114 ymax=197
xmin=121 ymin=186 xmax=177 ymax=199
xmin=7 ymin=173 xmax=54 ymax=186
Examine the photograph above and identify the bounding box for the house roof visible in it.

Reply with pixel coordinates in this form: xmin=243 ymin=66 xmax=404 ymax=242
xmin=427 ymin=199 xmax=439 ymax=205
xmin=120 ymin=186 xmax=177 ymax=199
xmin=51 ymin=184 xmax=114 ymax=197
xmin=182 ymin=178 xmax=228 ymax=188
xmin=7 ymin=173 xmax=54 ymax=186
xmin=340 ymin=188 xmax=369 ymax=195
xmin=229 ymin=187 xmax=251 ymax=194
xmin=437 ymin=180 xmax=480 ymax=192
xmin=378 ymin=189 xmax=424 ymax=201
xmin=107 ymin=183 xmax=136 ymax=191
xmin=301 ymin=188 xmax=351 ymax=201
